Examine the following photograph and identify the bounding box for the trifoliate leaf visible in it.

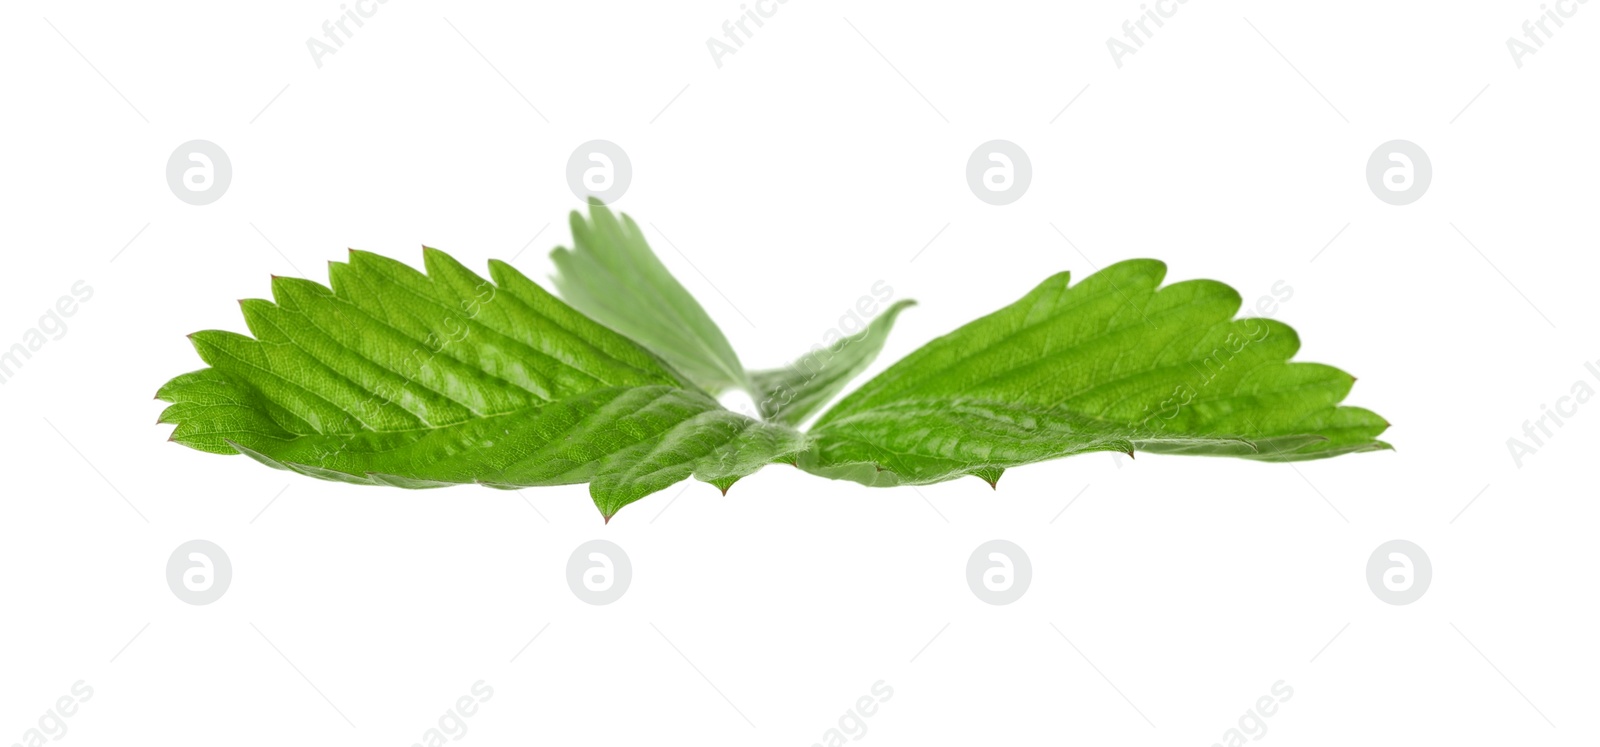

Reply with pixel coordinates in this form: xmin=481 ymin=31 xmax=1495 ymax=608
xmin=750 ymin=300 xmax=916 ymax=426
xmin=155 ymin=247 xmax=803 ymax=520
xmin=802 ymin=260 xmax=1390 ymax=487
xmin=158 ymin=204 xmax=1395 ymax=520
xmin=550 ymin=200 xmax=750 ymax=394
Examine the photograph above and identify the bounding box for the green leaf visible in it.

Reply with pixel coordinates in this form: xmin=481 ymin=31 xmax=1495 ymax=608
xmin=549 ymin=201 xmax=917 ymax=421
xmin=156 ymin=247 xmax=803 ymax=520
xmin=802 ymin=260 xmax=1390 ymax=487
xmin=750 ymin=300 xmax=916 ymax=426
xmin=157 ymin=209 xmax=1394 ymax=519
xmin=550 ymin=199 xmax=750 ymax=394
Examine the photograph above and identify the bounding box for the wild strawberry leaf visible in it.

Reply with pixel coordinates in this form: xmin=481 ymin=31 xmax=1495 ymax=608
xmin=157 ymin=209 xmax=1393 ymax=520
xmin=549 ymin=201 xmax=912 ymax=422
xmin=549 ymin=200 xmax=751 ymax=394
xmin=801 ymin=260 xmax=1390 ymax=487
xmin=750 ymin=299 xmax=916 ymax=426
xmin=155 ymin=247 xmax=803 ymax=521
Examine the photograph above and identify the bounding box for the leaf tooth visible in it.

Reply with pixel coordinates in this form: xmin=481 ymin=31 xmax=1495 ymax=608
xmin=970 ymin=466 xmax=1004 ymax=490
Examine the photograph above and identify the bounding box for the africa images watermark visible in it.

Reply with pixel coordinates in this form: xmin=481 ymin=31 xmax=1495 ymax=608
xmin=8 ymin=681 xmax=93 ymax=746
xmin=1506 ymin=0 xmax=1589 ymax=68
xmin=0 ymin=281 xmax=94 ymax=387
xmin=408 ymin=680 xmax=493 ymax=747
xmin=1110 ymin=280 xmax=1289 ymax=467
xmin=1206 ymin=680 xmax=1293 ymax=746
xmin=753 ymin=280 xmax=894 ymax=422
xmin=705 ymin=0 xmax=793 ymax=68
xmin=1505 ymin=357 xmax=1600 ymax=467
xmin=1140 ymin=281 xmax=1292 ymax=429
xmin=1105 ymin=0 xmax=1198 ymax=69
xmin=806 ymin=680 xmax=893 ymax=747
xmin=305 ymin=0 xmax=396 ymax=68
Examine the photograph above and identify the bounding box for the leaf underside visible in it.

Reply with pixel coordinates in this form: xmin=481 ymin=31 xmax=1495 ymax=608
xmin=549 ymin=200 xmax=750 ymax=394
xmin=801 ymin=259 xmax=1390 ymax=487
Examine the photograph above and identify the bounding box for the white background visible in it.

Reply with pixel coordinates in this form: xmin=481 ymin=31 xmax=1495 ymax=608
xmin=2 ymin=1 xmax=1597 ymax=745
